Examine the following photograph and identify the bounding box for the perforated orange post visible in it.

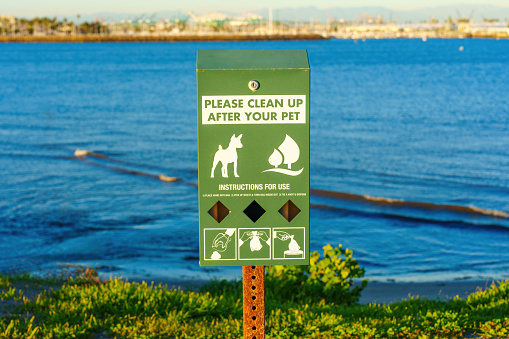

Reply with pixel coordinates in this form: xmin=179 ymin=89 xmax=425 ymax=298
xmin=243 ymin=266 xmax=265 ymax=339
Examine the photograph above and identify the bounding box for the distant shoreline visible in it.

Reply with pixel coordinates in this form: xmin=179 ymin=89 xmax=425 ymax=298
xmin=1 ymin=33 xmax=507 ymax=43
xmin=0 ymin=33 xmax=328 ymax=43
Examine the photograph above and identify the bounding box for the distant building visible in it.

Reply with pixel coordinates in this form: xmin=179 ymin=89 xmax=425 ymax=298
xmin=0 ymin=15 xmax=16 ymax=33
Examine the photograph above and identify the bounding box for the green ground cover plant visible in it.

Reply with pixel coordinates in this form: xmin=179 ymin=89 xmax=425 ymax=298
xmin=0 ymin=245 xmax=508 ymax=338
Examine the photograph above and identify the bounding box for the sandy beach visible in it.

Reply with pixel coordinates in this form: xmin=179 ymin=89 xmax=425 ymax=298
xmin=126 ymin=275 xmax=494 ymax=305
xmin=358 ymin=280 xmax=493 ymax=304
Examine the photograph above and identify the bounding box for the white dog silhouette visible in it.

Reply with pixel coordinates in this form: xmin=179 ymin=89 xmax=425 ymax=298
xmin=211 ymin=134 xmax=243 ymax=178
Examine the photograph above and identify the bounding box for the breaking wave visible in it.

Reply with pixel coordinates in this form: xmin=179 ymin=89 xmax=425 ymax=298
xmin=72 ymin=150 xmax=508 ymax=221
xmin=310 ymin=188 xmax=509 ymax=219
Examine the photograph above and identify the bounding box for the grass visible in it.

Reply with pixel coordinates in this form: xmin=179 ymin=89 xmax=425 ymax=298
xmin=1 ymin=271 xmax=508 ymax=338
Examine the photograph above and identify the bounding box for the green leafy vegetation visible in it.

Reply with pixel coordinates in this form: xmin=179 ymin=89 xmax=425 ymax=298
xmin=266 ymin=244 xmax=368 ymax=305
xmin=0 ymin=246 xmax=508 ymax=338
xmin=201 ymin=244 xmax=368 ymax=307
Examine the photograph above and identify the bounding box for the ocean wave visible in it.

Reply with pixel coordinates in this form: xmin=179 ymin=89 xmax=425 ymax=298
xmin=71 ymin=150 xmax=508 ymax=221
xmin=74 ymin=155 xmax=179 ymax=183
xmin=309 ymin=203 xmax=509 ymax=232
xmin=73 ymin=149 xmax=178 ymax=173
xmin=310 ymin=188 xmax=509 ymax=219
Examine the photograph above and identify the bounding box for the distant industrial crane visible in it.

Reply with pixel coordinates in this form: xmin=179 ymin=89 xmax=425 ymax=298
xmin=455 ymin=7 xmax=475 ymax=23
xmin=356 ymin=13 xmax=376 ymax=24
xmin=326 ymin=13 xmax=338 ymax=31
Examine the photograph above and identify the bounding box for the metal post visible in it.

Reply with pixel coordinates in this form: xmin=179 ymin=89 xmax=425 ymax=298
xmin=243 ymin=265 xmax=265 ymax=339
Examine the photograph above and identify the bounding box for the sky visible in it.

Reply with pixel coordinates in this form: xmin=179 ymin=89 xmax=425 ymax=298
xmin=3 ymin=0 xmax=508 ymax=18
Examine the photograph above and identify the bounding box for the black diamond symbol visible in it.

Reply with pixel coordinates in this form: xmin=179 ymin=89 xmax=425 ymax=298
xmin=208 ymin=201 xmax=230 ymax=223
xmin=243 ymin=200 xmax=266 ymax=223
xmin=278 ymin=200 xmax=301 ymax=222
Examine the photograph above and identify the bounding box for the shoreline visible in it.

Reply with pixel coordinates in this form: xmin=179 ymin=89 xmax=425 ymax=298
xmin=121 ymin=274 xmax=497 ymax=305
xmin=4 ymin=270 xmax=495 ymax=305
xmin=0 ymin=33 xmax=507 ymax=43
xmin=0 ymin=33 xmax=327 ymax=43
xmin=358 ymin=280 xmax=494 ymax=304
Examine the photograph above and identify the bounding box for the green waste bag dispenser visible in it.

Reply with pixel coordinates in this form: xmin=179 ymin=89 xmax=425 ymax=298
xmin=197 ymin=49 xmax=310 ymax=266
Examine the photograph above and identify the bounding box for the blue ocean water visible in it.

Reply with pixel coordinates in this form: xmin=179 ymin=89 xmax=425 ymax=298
xmin=1 ymin=39 xmax=508 ymax=283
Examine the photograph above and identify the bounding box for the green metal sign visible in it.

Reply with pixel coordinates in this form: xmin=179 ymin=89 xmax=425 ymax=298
xmin=197 ymin=49 xmax=310 ymax=266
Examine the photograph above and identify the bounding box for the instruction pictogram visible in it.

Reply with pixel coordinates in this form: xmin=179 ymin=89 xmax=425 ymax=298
xmin=239 ymin=229 xmax=271 ymax=260
xmin=273 ymin=228 xmax=306 ymax=259
xmin=204 ymin=228 xmax=237 ymax=260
